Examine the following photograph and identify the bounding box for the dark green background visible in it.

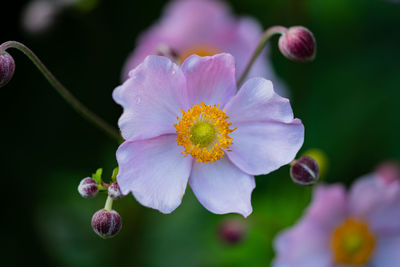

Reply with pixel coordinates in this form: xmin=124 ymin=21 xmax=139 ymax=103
xmin=1 ymin=0 xmax=399 ymax=266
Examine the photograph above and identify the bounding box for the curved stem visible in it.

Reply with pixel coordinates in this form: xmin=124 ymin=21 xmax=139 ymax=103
xmin=237 ymin=26 xmax=288 ymax=88
xmin=0 ymin=41 xmax=123 ymax=143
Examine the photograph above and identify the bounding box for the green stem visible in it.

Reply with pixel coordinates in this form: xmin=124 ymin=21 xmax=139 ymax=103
xmin=104 ymin=196 xmax=113 ymax=211
xmin=237 ymin=26 xmax=288 ymax=87
xmin=0 ymin=41 xmax=123 ymax=143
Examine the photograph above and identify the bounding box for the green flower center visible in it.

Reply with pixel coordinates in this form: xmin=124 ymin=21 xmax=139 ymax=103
xmin=190 ymin=121 xmax=216 ymax=148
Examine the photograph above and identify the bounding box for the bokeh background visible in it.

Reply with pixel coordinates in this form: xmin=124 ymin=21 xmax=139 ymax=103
xmin=1 ymin=0 xmax=400 ymax=266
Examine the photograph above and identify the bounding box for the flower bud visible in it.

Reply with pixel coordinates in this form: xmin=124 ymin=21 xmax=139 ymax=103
xmin=290 ymin=156 xmax=319 ymax=185
xmin=78 ymin=177 xmax=98 ymax=198
xmin=218 ymin=218 xmax=246 ymax=245
xmin=91 ymin=209 xmax=122 ymax=239
xmin=375 ymin=161 xmax=400 ymax=184
xmin=108 ymin=182 xmax=123 ymax=200
xmin=155 ymin=44 xmax=179 ymax=64
xmin=0 ymin=52 xmax=15 ymax=88
xmin=278 ymin=26 xmax=316 ymax=62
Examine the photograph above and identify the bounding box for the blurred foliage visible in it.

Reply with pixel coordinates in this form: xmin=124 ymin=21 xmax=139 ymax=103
xmin=1 ymin=0 xmax=400 ymax=266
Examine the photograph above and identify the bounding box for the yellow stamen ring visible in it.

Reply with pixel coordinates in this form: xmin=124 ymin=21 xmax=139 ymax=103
xmin=174 ymin=102 xmax=236 ymax=163
xmin=331 ymin=218 xmax=375 ymax=265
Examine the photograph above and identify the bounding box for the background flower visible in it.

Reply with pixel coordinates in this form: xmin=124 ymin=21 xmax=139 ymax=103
xmin=273 ymin=172 xmax=400 ymax=267
xmin=121 ymin=0 xmax=287 ymax=95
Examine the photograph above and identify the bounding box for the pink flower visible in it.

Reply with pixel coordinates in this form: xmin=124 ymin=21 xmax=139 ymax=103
xmin=113 ymin=53 xmax=303 ymax=216
xmin=273 ymin=172 xmax=400 ymax=267
xmin=121 ymin=0 xmax=286 ymax=95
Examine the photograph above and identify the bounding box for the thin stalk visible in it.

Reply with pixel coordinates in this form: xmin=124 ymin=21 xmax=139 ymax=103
xmin=237 ymin=26 xmax=287 ymax=87
xmin=0 ymin=41 xmax=123 ymax=143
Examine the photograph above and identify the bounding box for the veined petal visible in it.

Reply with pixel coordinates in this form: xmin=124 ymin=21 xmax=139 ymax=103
xmin=113 ymin=55 xmax=188 ymax=141
xmin=189 ymin=156 xmax=255 ymax=218
xmin=227 ymin=120 xmax=304 ymax=176
xmin=116 ymin=135 xmax=192 ymax=214
xmin=224 ymin=78 xmax=303 ymax=175
xmin=225 ymin=78 xmax=295 ymax=125
xmin=181 ymin=53 xmax=236 ymax=107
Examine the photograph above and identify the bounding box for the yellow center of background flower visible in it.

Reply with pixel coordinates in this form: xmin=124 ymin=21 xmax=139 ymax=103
xmin=331 ymin=218 xmax=375 ymax=265
xmin=174 ymin=102 xmax=235 ymax=163
xmin=179 ymin=45 xmax=221 ymax=63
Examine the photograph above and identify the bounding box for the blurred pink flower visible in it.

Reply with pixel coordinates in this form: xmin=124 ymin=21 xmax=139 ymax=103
xmin=121 ymin=0 xmax=286 ymax=95
xmin=113 ymin=53 xmax=303 ymax=217
xmin=273 ymin=172 xmax=400 ymax=267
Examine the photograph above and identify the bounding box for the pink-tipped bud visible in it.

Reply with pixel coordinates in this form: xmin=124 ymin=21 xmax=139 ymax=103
xmin=375 ymin=161 xmax=400 ymax=184
xmin=78 ymin=177 xmax=98 ymax=198
xmin=278 ymin=26 xmax=316 ymax=62
xmin=218 ymin=219 xmax=246 ymax=245
xmin=91 ymin=209 xmax=122 ymax=239
xmin=290 ymin=156 xmax=319 ymax=185
xmin=108 ymin=182 xmax=123 ymax=200
xmin=0 ymin=52 xmax=15 ymax=88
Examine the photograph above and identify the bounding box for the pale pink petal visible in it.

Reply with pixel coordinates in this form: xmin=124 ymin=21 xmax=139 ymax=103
xmin=224 ymin=78 xmax=303 ymax=175
xmin=189 ymin=157 xmax=255 ymax=217
xmin=273 ymin=220 xmax=333 ymax=267
xmin=306 ymin=184 xmax=348 ymax=230
xmin=113 ymin=55 xmax=188 ymax=141
xmin=181 ymin=53 xmax=236 ymax=106
xmin=225 ymin=78 xmax=294 ymax=124
xmin=371 ymin=236 xmax=400 ymax=267
xmin=272 ymin=184 xmax=346 ymax=267
xmin=116 ymin=135 xmax=192 ymax=214
xmin=227 ymin=120 xmax=304 ymax=176
xmin=349 ymin=174 xmax=400 ymax=234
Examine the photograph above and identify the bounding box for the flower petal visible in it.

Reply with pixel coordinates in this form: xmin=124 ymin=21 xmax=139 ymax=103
xmin=349 ymin=174 xmax=400 ymax=234
xmin=371 ymin=236 xmax=400 ymax=267
xmin=113 ymin=55 xmax=188 ymax=141
xmin=273 ymin=184 xmax=346 ymax=267
xmin=181 ymin=53 xmax=236 ymax=107
xmin=225 ymin=78 xmax=295 ymax=125
xmin=189 ymin=157 xmax=255 ymax=217
xmin=224 ymin=78 xmax=303 ymax=175
xmin=116 ymin=134 xmax=192 ymax=214
xmin=306 ymin=184 xmax=348 ymax=229
xmin=228 ymin=120 xmax=304 ymax=176
xmin=273 ymin=221 xmax=332 ymax=267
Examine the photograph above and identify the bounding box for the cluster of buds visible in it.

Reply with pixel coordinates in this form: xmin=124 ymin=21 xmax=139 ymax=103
xmin=77 ymin=167 xmax=124 ymax=238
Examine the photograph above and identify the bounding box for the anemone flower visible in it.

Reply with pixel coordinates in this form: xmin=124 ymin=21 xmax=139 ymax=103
xmin=273 ymin=171 xmax=400 ymax=267
xmin=121 ymin=0 xmax=286 ymax=95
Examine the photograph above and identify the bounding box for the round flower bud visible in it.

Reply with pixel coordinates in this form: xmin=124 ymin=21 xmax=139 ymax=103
xmin=375 ymin=161 xmax=400 ymax=184
xmin=78 ymin=177 xmax=98 ymax=198
xmin=91 ymin=209 xmax=122 ymax=239
xmin=108 ymin=182 xmax=123 ymax=200
xmin=290 ymin=156 xmax=319 ymax=185
xmin=278 ymin=26 xmax=316 ymax=62
xmin=218 ymin=219 xmax=246 ymax=245
xmin=0 ymin=52 xmax=16 ymax=88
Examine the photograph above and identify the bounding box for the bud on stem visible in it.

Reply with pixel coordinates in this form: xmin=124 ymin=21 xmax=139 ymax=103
xmin=278 ymin=26 xmax=316 ymax=62
xmin=237 ymin=25 xmax=316 ymax=87
xmin=0 ymin=52 xmax=15 ymax=88
xmin=91 ymin=209 xmax=122 ymax=239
